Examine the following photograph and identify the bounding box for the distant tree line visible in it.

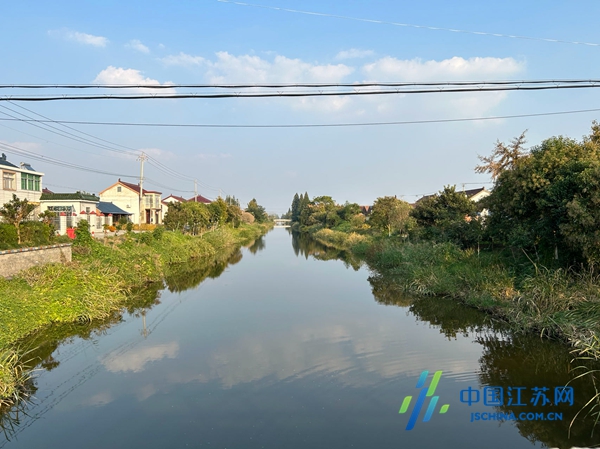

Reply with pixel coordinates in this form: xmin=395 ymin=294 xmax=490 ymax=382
xmin=287 ymin=120 xmax=600 ymax=268
xmin=163 ymin=196 xmax=269 ymax=234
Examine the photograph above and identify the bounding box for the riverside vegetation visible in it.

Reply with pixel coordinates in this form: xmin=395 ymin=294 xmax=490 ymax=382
xmin=0 ymin=195 xmax=271 ymax=407
xmin=284 ymin=121 xmax=600 ymax=361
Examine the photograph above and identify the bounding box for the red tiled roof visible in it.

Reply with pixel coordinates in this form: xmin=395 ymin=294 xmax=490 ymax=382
xmin=163 ymin=194 xmax=187 ymax=204
xmin=187 ymin=194 xmax=212 ymax=204
xmin=117 ymin=179 xmax=161 ymax=195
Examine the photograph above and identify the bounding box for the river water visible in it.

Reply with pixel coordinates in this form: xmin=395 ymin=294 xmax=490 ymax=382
xmin=1 ymin=228 xmax=599 ymax=448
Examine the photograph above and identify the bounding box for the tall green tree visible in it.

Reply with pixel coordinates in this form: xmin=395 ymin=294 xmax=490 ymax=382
xmin=484 ymin=127 xmax=600 ymax=264
xmin=246 ymin=198 xmax=268 ymax=223
xmin=370 ymin=196 xmax=415 ymax=237
xmin=208 ymin=197 xmax=229 ymax=227
xmin=291 ymin=193 xmax=300 ymax=222
xmin=0 ymin=194 xmax=36 ymax=244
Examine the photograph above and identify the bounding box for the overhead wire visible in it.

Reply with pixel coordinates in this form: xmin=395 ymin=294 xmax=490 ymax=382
xmin=4 ymin=82 xmax=600 ymax=101
xmin=1 ymin=107 xmax=600 ymax=129
xmin=0 ymin=104 xmax=225 ymax=196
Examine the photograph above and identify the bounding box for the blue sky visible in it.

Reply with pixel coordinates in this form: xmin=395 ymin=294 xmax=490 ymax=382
xmin=2 ymin=0 xmax=600 ymax=214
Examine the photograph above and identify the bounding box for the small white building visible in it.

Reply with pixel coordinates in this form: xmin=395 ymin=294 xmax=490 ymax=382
xmin=40 ymin=191 xmax=101 ymax=235
xmin=162 ymin=194 xmax=187 ymax=217
xmin=0 ymin=153 xmax=44 ymax=211
xmin=99 ymin=179 xmax=162 ymax=225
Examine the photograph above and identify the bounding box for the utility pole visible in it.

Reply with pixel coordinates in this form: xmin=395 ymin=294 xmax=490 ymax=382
xmin=194 ymin=179 xmax=198 ymax=202
xmin=137 ymin=152 xmax=148 ymax=225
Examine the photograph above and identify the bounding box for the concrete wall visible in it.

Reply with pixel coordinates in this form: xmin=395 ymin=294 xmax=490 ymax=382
xmin=0 ymin=244 xmax=72 ymax=278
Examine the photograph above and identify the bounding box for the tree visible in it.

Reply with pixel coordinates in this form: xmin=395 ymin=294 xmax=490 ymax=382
xmin=484 ymin=128 xmax=600 ymax=264
xmin=208 ymin=197 xmax=229 ymax=228
xmin=38 ymin=210 xmax=57 ymax=238
xmin=475 ymin=130 xmax=529 ymax=180
xmin=225 ymin=195 xmax=240 ymax=207
xmin=410 ymin=186 xmax=478 ymax=246
xmin=0 ymin=194 xmax=36 ymax=244
xmin=370 ymin=196 xmax=415 ymax=237
xmin=226 ymin=203 xmax=243 ymax=227
xmin=246 ymin=198 xmax=267 ymax=223
xmin=291 ymin=193 xmax=300 ymax=222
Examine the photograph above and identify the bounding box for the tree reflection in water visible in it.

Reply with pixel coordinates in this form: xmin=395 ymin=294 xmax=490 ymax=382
xmin=296 ymin=231 xmax=600 ymax=448
xmin=0 ymin=246 xmax=246 ymax=441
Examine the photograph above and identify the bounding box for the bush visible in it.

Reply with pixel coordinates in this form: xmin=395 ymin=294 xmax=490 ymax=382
xmin=20 ymin=221 xmax=53 ymax=246
xmin=139 ymin=232 xmax=153 ymax=245
xmin=74 ymin=220 xmax=93 ymax=245
xmin=153 ymin=226 xmax=165 ymax=240
xmin=0 ymin=224 xmax=18 ymax=248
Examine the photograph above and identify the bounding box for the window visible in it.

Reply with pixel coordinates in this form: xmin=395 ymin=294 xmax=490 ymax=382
xmin=86 ymin=206 xmax=91 ymax=214
xmin=117 ymin=186 xmax=122 ymax=192
xmin=2 ymin=171 xmax=15 ymax=190
xmin=21 ymin=173 xmax=41 ymax=191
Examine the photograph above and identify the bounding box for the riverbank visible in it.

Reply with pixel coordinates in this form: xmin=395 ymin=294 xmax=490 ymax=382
xmin=310 ymin=228 xmax=600 ymax=357
xmin=0 ymin=223 xmax=271 ymax=402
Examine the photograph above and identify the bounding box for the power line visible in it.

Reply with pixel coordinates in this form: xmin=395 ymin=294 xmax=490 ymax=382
xmin=4 ymin=83 xmax=600 ymax=101
xmin=3 ymin=79 xmax=600 ymax=89
xmin=0 ymin=104 xmax=225 ymax=194
xmin=217 ymin=0 xmax=600 ymax=47
xmin=1 ymin=107 xmax=599 ymax=129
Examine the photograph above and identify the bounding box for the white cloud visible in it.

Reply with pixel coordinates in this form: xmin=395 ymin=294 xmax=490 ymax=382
xmin=103 ymin=342 xmax=179 ymax=373
xmin=93 ymin=66 xmax=176 ymax=94
xmin=126 ymin=39 xmax=150 ymax=54
xmin=48 ymin=29 xmax=108 ymax=47
xmin=362 ymin=56 xmax=524 ymax=81
xmin=335 ymin=49 xmax=374 ymax=60
xmin=160 ymin=52 xmax=206 ymax=67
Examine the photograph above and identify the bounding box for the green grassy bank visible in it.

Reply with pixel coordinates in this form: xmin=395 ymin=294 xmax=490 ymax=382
xmin=0 ymin=223 xmax=271 ymax=403
xmin=311 ymin=228 xmax=600 ymax=358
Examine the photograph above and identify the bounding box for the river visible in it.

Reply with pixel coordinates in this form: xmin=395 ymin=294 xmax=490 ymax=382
xmin=1 ymin=228 xmax=599 ymax=448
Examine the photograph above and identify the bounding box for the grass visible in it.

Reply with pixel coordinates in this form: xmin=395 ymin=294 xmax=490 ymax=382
xmin=0 ymin=222 xmax=272 ymax=405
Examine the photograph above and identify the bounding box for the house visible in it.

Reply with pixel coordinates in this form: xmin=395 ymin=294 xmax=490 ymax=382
xmin=0 ymin=153 xmax=44 ymax=212
xmin=415 ymin=186 xmax=491 ymax=205
xmin=187 ymin=194 xmax=212 ymax=204
xmin=162 ymin=194 xmax=187 ymax=217
xmin=463 ymin=187 xmax=491 ymax=202
xmin=40 ymin=191 xmax=100 ymax=235
xmin=99 ymin=179 xmax=163 ymax=225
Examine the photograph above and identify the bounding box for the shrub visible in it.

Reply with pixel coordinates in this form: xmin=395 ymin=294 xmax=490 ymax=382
xmin=74 ymin=220 xmax=93 ymax=245
xmin=0 ymin=224 xmax=18 ymax=248
xmin=153 ymin=226 xmax=165 ymax=240
xmin=139 ymin=232 xmax=153 ymax=245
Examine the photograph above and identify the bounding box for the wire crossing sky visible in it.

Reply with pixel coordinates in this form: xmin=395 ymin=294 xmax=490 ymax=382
xmin=3 ymin=0 xmax=600 ymax=210
xmin=217 ymin=0 xmax=600 ymax=47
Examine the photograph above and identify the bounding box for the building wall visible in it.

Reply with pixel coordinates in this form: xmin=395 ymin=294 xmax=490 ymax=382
xmin=1 ymin=168 xmax=43 ymax=207
xmin=0 ymin=244 xmax=72 ymax=278
xmin=40 ymin=199 xmax=102 ymax=235
xmin=99 ymin=185 xmax=140 ymax=224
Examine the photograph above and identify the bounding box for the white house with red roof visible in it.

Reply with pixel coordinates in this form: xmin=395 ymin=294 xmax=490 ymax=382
xmin=99 ymin=179 xmax=163 ymax=225
xmin=187 ymin=194 xmax=212 ymax=204
xmin=161 ymin=194 xmax=187 ymax=218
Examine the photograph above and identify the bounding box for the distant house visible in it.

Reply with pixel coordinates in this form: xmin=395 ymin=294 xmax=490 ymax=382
xmin=187 ymin=194 xmax=212 ymax=204
xmin=0 ymin=153 xmax=44 ymax=211
xmin=415 ymin=187 xmax=491 ymax=205
xmin=99 ymin=179 xmax=163 ymax=225
xmin=463 ymin=187 xmax=490 ymax=202
xmin=360 ymin=205 xmax=372 ymax=215
xmin=162 ymin=194 xmax=187 ymax=217
xmin=40 ymin=191 xmax=100 ymax=235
